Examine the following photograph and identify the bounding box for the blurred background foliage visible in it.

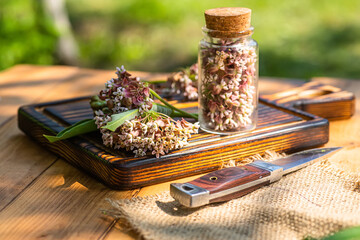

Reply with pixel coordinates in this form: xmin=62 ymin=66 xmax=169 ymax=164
xmin=1 ymin=0 xmax=360 ymax=79
xmin=0 ymin=0 xmax=58 ymax=69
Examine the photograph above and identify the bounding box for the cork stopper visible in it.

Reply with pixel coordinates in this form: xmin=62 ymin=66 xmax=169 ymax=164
xmin=204 ymin=7 xmax=252 ymax=38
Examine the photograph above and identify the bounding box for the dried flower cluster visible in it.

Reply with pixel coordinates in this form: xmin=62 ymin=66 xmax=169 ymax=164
xmin=199 ymin=44 xmax=257 ymax=132
xmin=99 ymin=66 xmax=153 ymax=114
xmin=93 ymin=66 xmax=199 ymax=158
xmin=96 ymin=112 xmax=199 ymax=158
xmin=167 ymin=63 xmax=198 ymax=100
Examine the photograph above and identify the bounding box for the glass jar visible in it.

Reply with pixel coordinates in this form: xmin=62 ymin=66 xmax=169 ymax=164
xmin=198 ymin=8 xmax=259 ymax=135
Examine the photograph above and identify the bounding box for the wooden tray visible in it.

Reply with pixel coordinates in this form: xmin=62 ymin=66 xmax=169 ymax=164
xmin=18 ymin=102 xmax=331 ymax=190
xmin=18 ymin=82 xmax=355 ymax=189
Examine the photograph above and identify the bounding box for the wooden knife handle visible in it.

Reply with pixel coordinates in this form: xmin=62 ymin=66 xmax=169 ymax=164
xmin=188 ymin=165 xmax=271 ymax=203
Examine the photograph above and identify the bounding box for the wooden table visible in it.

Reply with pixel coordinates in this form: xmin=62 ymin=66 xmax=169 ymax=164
xmin=0 ymin=65 xmax=359 ymax=239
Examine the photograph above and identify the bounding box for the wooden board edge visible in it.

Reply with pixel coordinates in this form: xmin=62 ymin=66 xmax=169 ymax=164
xmin=18 ymin=104 xmax=329 ymax=190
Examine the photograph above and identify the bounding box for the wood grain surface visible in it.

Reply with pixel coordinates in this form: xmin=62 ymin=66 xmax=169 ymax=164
xmin=18 ymin=91 xmax=329 ymax=189
xmin=0 ymin=65 xmax=359 ymax=239
xmin=189 ymin=165 xmax=270 ymax=194
xmin=261 ymin=81 xmax=355 ymax=120
xmin=188 ymin=165 xmax=271 ymax=203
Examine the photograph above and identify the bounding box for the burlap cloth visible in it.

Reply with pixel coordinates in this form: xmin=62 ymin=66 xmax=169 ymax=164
xmin=105 ymin=154 xmax=360 ymax=240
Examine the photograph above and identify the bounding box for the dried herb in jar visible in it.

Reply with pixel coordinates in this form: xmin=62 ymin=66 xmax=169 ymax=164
xmin=198 ymin=7 xmax=259 ymax=134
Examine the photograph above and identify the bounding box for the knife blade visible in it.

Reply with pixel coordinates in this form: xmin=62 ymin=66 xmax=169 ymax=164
xmin=170 ymin=147 xmax=341 ymax=208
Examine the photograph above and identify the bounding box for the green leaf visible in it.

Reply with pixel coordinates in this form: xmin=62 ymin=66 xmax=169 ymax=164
xmin=322 ymin=226 xmax=360 ymax=240
xmin=101 ymin=103 xmax=195 ymax=132
xmin=152 ymin=103 xmax=173 ymax=116
xmin=189 ymin=74 xmax=197 ymax=82
xmin=43 ymin=119 xmax=97 ymax=143
xmin=152 ymin=103 xmax=198 ymax=118
xmin=102 ymin=109 xmax=140 ymax=131
xmin=149 ymin=88 xmax=198 ymax=120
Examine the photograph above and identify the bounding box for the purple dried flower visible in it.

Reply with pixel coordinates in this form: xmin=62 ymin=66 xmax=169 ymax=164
xmin=98 ymin=66 xmax=153 ymax=114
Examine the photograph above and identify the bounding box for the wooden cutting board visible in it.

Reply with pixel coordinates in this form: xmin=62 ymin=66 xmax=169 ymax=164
xmin=17 ymin=82 xmax=355 ymax=190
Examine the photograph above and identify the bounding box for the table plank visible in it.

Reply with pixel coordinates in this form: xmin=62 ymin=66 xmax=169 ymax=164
xmin=0 ymin=117 xmax=57 ymax=211
xmin=0 ymin=65 xmax=80 ymax=124
xmin=0 ymin=65 xmax=169 ymax=239
xmin=311 ymin=77 xmax=360 ymax=172
xmin=0 ymin=65 xmax=168 ymax=124
xmin=0 ymin=66 xmax=108 ymax=211
xmin=0 ymin=66 xmax=125 ymax=199
xmin=105 ymin=77 xmax=360 ymax=239
xmin=0 ymin=66 xmax=119 ymax=240
xmin=0 ymin=65 xmax=82 ymax=212
xmin=0 ymin=65 xmax=359 ymax=240
xmin=0 ymin=159 xmax=136 ymax=239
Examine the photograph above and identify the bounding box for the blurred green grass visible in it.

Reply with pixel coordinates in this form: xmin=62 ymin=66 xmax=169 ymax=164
xmin=1 ymin=0 xmax=360 ymax=79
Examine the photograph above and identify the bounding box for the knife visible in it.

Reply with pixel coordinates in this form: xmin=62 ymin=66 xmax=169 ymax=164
xmin=170 ymin=147 xmax=341 ymax=208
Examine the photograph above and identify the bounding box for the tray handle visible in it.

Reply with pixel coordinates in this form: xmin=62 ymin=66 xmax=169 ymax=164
xmin=260 ymin=82 xmax=355 ymax=120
